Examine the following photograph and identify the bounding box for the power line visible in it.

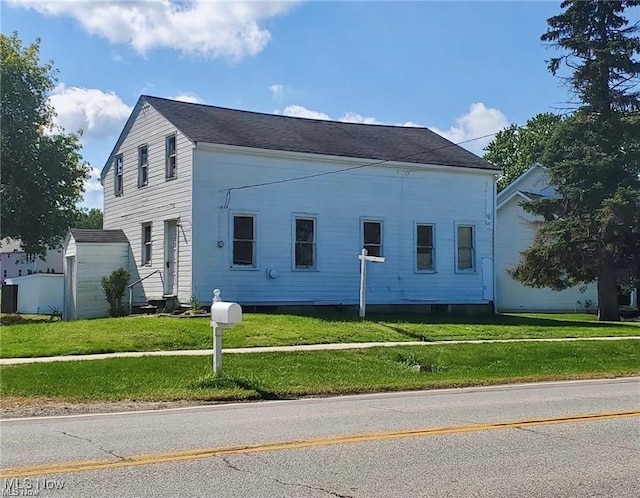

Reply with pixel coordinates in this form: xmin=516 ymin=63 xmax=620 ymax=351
xmin=223 ymin=131 xmax=500 ymax=208
xmin=222 ymin=107 xmax=640 ymax=208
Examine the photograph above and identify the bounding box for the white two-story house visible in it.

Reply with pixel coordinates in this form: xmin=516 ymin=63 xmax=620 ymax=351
xmin=100 ymin=95 xmax=499 ymax=312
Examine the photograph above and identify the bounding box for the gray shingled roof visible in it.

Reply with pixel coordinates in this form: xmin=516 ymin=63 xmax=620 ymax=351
xmin=143 ymin=96 xmax=497 ymax=171
xmin=70 ymin=229 xmax=128 ymax=243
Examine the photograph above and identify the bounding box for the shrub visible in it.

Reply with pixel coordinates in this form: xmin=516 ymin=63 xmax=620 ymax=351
xmin=101 ymin=268 xmax=130 ymax=317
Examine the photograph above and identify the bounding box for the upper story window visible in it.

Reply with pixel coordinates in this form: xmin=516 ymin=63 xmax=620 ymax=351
xmin=165 ymin=134 xmax=176 ymax=179
xmin=295 ymin=217 xmax=316 ymax=269
xmin=142 ymin=223 xmax=152 ymax=266
xmin=416 ymin=224 xmax=435 ymax=271
xmin=138 ymin=145 xmax=148 ymax=188
xmin=363 ymin=220 xmax=382 ymax=257
xmin=114 ymin=154 xmax=123 ymax=196
xmin=232 ymin=215 xmax=256 ymax=267
xmin=456 ymin=224 xmax=475 ymax=271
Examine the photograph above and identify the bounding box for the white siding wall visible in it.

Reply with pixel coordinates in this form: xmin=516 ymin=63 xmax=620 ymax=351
xmin=496 ymin=198 xmax=597 ymax=312
xmin=75 ymin=242 xmax=129 ymax=319
xmin=192 ymin=147 xmax=495 ymax=306
xmin=103 ymin=103 xmax=193 ymax=304
xmin=4 ymin=274 xmax=64 ymax=314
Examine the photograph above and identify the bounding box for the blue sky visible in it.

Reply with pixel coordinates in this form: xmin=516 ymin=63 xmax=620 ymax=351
xmin=3 ymin=1 xmax=595 ymax=210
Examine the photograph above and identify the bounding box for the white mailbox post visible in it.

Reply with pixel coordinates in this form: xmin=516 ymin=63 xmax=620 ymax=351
xmin=210 ymin=289 xmax=242 ymax=374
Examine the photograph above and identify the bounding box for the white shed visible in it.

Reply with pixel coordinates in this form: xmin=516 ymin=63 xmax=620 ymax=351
xmin=4 ymin=273 xmax=64 ymax=314
xmin=63 ymin=229 xmax=131 ymax=320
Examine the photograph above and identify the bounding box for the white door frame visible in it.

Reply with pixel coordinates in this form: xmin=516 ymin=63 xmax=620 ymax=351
xmin=164 ymin=220 xmax=178 ymax=296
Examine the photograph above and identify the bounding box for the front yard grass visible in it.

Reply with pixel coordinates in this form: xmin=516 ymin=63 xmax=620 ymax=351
xmin=1 ymin=312 xmax=639 ymax=359
xmin=1 ymin=340 xmax=638 ymax=404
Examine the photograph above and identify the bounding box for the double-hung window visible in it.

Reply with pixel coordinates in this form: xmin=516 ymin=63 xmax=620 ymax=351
xmin=141 ymin=223 xmax=152 ymax=266
xmin=114 ymin=154 xmax=123 ymax=196
xmin=456 ymin=224 xmax=475 ymax=271
xmin=416 ymin=224 xmax=435 ymax=271
xmin=233 ymin=215 xmax=256 ymax=267
xmin=294 ymin=217 xmax=316 ymax=269
xmin=363 ymin=220 xmax=382 ymax=257
xmin=138 ymin=145 xmax=148 ymax=187
xmin=165 ymin=134 xmax=176 ymax=179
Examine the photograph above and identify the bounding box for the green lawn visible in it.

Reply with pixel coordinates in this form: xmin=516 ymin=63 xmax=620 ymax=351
xmin=2 ymin=340 xmax=638 ymax=403
xmin=1 ymin=312 xmax=639 ymax=359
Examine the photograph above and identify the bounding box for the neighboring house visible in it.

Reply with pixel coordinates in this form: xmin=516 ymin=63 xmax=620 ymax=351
xmin=495 ymin=164 xmax=598 ymax=312
xmin=0 ymin=238 xmax=63 ymax=284
xmin=100 ymin=95 xmax=499 ymax=312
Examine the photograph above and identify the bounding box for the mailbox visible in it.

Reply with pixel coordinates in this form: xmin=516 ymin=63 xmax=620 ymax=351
xmin=211 ymin=302 xmax=242 ymax=326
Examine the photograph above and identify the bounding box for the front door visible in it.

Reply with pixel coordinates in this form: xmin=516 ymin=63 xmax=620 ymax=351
xmin=164 ymin=220 xmax=178 ymax=296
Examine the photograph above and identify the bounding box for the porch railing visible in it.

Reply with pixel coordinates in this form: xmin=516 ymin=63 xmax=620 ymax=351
xmin=127 ymin=270 xmax=163 ymax=315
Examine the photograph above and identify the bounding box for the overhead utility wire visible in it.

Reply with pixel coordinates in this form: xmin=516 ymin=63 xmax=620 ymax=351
xmin=222 ymin=107 xmax=640 ymax=208
xmin=223 ymin=131 xmax=499 ymax=209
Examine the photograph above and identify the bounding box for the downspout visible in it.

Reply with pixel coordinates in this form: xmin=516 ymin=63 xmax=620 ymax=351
xmin=493 ymin=175 xmax=498 ymax=314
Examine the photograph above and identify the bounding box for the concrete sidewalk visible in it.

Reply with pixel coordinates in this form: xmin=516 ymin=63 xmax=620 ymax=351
xmin=2 ymin=336 xmax=639 ymax=365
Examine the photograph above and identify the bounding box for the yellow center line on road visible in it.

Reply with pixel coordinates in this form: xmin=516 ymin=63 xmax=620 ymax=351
xmin=2 ymin=410 xmax=638 ymax=478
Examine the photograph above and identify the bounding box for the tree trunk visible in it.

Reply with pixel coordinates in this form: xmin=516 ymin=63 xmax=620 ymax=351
xmin=597 ymin=257 xmax=619 ymax=321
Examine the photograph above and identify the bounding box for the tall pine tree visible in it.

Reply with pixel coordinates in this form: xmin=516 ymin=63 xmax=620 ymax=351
xmin=511 ymin=1 xmax=640 ymax=321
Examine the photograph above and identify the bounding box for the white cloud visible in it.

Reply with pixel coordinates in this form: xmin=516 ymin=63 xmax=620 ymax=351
xmin=429 ymin=102 xmax=509 ymax=155
xmin=269 ymin=83 xmax=284 ymax=99
xmin=48 ymin=85 xmax=132 ymax=141
xmin=169 ymin=92 xmax=204 ymax=104
xmin=281 ymin=105 xmax=422 ymax=127
xmin=10 ymin=0 xmax=298 ymax=59
xmin=282 ymin=105 xmax=331 ymax=120
xmin=338 ymin=112 xmax=382 ymax=125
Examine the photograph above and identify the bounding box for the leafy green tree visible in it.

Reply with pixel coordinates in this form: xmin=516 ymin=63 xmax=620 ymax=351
xmin=511 ymin=0 xmax=640 ymax=321
xmin=0 ymin=33 xmax=88 ymax=257
xmin=484 ymin=113 xmax=563 ymax=191
xmin=75 ymin=208 xmax=103 ymax=229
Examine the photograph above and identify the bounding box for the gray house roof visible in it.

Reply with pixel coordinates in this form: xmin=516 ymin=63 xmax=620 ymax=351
xmin=136 ymin=96 xmax=496 ymax=171
xmin=70 ymin=229 xmax=128 ymax=243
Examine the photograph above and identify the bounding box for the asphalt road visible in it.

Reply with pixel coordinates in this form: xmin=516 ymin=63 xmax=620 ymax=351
xmin=1 ymin=378 xmax=639 ymax=497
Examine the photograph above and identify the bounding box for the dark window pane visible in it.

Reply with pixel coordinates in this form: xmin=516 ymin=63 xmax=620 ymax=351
xmin=234 ymin=216 xmax=254 ymax=240
xmin=296 ymin=219 xmax=314 ymax=242
xmin=417 ymin=248 xmax=433 ymax=270
xmin=295 ymin=243 xmax=314 ymax=267
xmin=233 ymin=241 xmax=254 ymax=266
xmin=167 ymin=136 xmax=176 ymax=155
xmin=364 ymin=244 xmax=381 ymax=257
xmin=458 ymin=248 xmax=473 ymax=270
xmin=417 ymin=225 xmax=433 ymax=246
xmin=458 ymin=226 xmax=473 ymax=248
xmin=363 ymin=222 xmax=381 ymax=245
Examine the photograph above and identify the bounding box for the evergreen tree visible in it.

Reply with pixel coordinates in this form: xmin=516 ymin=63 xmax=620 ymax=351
xmin=511 ymin=1 xmax=640 ymax=321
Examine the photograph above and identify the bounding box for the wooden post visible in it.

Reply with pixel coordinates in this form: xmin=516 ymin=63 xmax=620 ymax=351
xmin=358 ymin=250 xmax=386 ymax=318
xmin=359 ymin=249 xmax=367 ymax=318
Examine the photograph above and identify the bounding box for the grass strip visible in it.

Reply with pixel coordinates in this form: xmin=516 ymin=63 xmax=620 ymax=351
xmin=1 ymin=313 xmax=639 ymax=359
xmin=1 ymin=340 xmax=638 ymax=404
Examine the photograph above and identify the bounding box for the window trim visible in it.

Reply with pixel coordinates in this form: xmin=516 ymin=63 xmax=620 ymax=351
xmin=455 ymin=223 xmax=476 ymax=273
xmin=415 ymin=222 xmax=436 ymax=273
xmin=141 ymin=222 xmax=152 ymax=267
xmin=114 ymin=154 xmax=124 ymax=197
xmin=138 ymin=145 xmax=149 ymax=188
xmin=361 ymin=218 xmax=383 ymax=258
xmin=293 ymin=214 xmax=317 ymax=271
xmin=165 ymin=134 xmax=177 ymax=180
xmin=230 ymin=213 xmax=257 ymax=270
